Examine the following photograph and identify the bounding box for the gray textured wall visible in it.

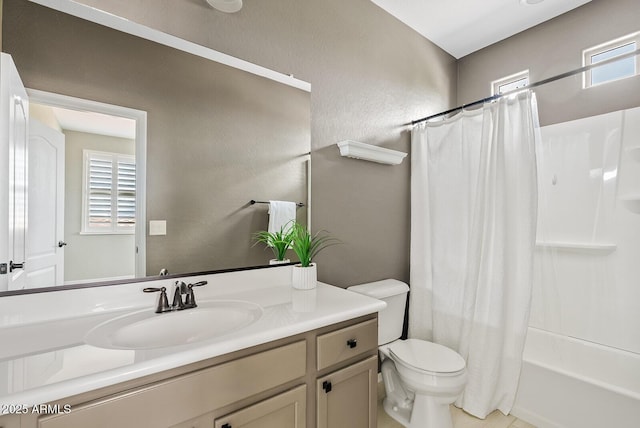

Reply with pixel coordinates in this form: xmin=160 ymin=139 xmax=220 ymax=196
xmin=30 ymin=0 xmax=458 ymax=287
xmin=3 ymin=0 xmax=310 ymax=277
xmin=457 ymin=0 xmax=640 ymax=126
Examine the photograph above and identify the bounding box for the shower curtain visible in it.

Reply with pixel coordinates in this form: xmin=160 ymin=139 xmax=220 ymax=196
xmin=409 ymin=91 xmax=539 ymax=418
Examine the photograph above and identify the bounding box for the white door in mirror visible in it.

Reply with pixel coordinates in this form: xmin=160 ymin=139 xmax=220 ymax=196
xmin=0 ymin=53 xmax=29 ymax=291
xmin=26 ymin=119 xmax=66 ymax=288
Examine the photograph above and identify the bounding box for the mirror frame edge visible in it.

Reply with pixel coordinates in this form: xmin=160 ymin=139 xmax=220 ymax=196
xmin=0 ymin=262 xmax=297 ymax=297
xmin=28 ymin=0 xmax=311 ymax=93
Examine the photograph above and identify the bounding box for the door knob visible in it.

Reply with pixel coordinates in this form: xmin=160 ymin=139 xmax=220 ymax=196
xmin=58 ymin=241 xmax=68 ymax=247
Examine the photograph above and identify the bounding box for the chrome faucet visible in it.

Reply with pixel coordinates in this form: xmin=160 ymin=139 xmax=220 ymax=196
xmin=145 ymin=280 xmax=208 ymax=313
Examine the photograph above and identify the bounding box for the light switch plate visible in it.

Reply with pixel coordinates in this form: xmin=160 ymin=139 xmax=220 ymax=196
xmin=149 ymin=220 xmax=167 ymax=236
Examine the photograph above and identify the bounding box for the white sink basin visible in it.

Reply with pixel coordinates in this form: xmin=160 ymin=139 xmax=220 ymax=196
xmin=84 ymin=300 xmax=263 ymax=350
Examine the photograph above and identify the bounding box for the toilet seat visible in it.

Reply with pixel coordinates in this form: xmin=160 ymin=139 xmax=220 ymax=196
xmin=387 ymin=339 xmax=466 ymax=376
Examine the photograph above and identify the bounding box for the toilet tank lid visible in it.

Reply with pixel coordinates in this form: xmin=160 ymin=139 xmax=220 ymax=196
xmin=347 ymin=279 xmax=409 ymax=299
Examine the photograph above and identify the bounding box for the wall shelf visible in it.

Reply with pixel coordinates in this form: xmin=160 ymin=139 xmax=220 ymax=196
xmin=337 ymin=140 xmax=407 ymax=165
xmin=535 ymin=241 xmax=617 ymax=255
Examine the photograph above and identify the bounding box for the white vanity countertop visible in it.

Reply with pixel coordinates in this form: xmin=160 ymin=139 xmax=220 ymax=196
xmin=0 ymin=266 xmax=386 ymax=410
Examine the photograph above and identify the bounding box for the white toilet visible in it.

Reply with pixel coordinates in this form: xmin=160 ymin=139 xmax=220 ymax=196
xmin=347 ymin=279 xmax=467 ymax=428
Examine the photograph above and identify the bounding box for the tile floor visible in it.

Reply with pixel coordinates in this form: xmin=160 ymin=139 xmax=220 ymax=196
xmin=376 ymin=381 xmax=536 ymax=428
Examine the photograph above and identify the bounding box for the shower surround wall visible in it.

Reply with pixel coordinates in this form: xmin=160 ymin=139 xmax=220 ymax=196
xmin=458 ymin=0 xmax=640 ymax=426
xmin=535 ymin=108 xmax=640 ymax=355
xmin=514 ymin=106 xmax=640 ymax=427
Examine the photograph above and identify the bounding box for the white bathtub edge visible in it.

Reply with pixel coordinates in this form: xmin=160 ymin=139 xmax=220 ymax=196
xmin=514 ymin=327 xmax=640 ymax=428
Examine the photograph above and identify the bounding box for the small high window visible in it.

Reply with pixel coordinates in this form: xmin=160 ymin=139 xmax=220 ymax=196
xmin=583 ymin=32 xmax=639 ymax=88
xmin=82 ymin=150 xmax=136 ymax=234
xmin=491 ymin=70 xmax=530 ymax=96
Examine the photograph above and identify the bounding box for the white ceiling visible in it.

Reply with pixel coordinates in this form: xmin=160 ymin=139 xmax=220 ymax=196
xmin=370 ymin=0 xmax=592 ymax=59
xmin=51 ymin=107 xmax=136 ymax=140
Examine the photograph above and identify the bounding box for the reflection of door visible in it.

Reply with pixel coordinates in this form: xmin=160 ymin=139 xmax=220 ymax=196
xmin=26 ymin=119 xmax=65 ymax=288
xmin=1 ymin=53 xmax=29 ymax=291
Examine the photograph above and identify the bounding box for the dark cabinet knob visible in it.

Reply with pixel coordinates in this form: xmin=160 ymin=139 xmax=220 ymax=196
xmin=347 ymin=339 xmax=358 ymax=349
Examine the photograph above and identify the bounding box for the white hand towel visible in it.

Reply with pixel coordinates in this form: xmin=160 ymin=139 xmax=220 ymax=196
xmin=268 ymin=200 xmax=296 ymax=234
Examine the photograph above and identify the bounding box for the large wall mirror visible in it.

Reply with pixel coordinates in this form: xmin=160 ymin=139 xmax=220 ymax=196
xmin=1 ymin=0 xmax=311 ymax=295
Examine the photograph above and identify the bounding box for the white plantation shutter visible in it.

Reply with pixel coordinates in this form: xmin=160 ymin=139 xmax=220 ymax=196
xmin=117 ymin=158 xmax=136 ymax=228
xmin=83 ymin=150 xmax=136 ymax=233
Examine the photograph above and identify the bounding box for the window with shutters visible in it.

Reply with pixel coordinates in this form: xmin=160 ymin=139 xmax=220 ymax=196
xmin=82 ymin=150 xmax=136 ymax=234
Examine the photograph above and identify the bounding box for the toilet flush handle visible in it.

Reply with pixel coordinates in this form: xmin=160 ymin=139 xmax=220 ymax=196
xmin=347 ymin=338 xmax=357 ymax=349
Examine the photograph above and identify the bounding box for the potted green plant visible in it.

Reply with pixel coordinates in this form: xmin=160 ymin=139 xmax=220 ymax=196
xmin=252 ymin=224 xmax=294 ymax=265
xmin=289 ymin=221 xmax=339 ymax=289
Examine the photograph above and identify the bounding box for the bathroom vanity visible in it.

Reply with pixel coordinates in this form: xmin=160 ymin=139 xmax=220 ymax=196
xmin=0 ymin=266 xmax=385 ymax=427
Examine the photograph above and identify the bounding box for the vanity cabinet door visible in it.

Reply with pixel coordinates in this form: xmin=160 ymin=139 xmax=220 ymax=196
xmin=214 ymin=385 xmax=306 ymax=428
xmin=0 ymin=414 xmax=20 ymax=428
xmin=316 ymin=356 xmax=377 ymax=428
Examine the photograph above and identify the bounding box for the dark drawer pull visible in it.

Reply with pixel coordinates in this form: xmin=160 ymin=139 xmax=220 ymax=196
xmin=9 ymin=260 xmax=24 ymax=272
xmin=347 ymin=338 xmax=357 ymax=349
xmin=221 ymin=424 xmax=232 ymax=428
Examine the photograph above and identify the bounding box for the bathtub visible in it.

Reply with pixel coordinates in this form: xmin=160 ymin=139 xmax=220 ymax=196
xmin=512 ymin=327 xmax=640 ymax=428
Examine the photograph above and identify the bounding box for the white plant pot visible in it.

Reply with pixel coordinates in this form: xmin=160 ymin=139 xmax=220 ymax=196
xmin=269 ymin=258 xmax=290 ymax=265
xmin=291 ymin=263 xmax=317 ymax=290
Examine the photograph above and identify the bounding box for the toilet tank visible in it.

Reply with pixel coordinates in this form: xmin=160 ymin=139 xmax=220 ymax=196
xmin=347 ymin=279 xmax=409 ymax=346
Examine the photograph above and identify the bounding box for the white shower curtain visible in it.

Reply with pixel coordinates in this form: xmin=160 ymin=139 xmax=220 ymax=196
xmin=409 ymin=91 xmax=539 ymax=418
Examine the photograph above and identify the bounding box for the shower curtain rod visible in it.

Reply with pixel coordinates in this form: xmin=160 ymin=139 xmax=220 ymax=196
xmin=410 ymin=48 xmax=640 ymax=126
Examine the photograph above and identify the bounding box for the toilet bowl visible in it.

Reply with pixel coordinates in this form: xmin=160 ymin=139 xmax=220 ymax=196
xmin=347 ymin=280 xmax=467 ymax=428
xmin=381 ymin=339 xmax=467 ymax=428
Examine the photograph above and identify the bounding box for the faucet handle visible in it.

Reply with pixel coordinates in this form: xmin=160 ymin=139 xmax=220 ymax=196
xmin=184 ymin=281 xmax=208 ymax=308
xmin=143 ymin=287 xmax=172 ymax=313
xmin=190 ymin=281 xmax=208 ymax=288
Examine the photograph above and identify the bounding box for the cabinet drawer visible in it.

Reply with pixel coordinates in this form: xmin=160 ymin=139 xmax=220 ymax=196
xmin=38 ymin=341 xmax=306 ymax=428
xmin=317 ymin=319 xmax=377 ymax=371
